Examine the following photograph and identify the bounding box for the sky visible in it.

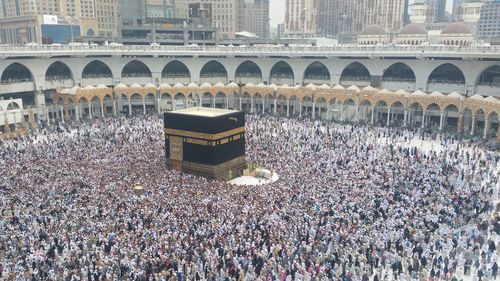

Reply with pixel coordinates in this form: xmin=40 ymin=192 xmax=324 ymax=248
xmin=269 ymin=0 xmax=454 ymax=28
xmin=270 ymin=0 xmax=285 ymax=27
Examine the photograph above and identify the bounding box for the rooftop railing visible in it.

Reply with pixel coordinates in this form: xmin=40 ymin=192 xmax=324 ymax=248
xmin=1 ymin=44 xmax=500 ymax=58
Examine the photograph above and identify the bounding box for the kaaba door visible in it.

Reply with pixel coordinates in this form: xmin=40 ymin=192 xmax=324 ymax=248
xmin=171 ymin=160 xmax=182 ymax=170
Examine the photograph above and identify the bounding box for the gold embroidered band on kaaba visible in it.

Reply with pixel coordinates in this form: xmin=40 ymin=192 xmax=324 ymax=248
xmin=164 ymin=127 xmax=245 ymax=141
xmin=165 ymin=133 xmax=244 ymax=146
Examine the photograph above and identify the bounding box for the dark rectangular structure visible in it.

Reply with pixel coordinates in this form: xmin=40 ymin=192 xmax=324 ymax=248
xmin=164 ymin=107 xmax=245 ymax=179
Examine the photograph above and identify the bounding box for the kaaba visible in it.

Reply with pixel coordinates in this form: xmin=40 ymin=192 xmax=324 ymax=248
xmin=164 ymin=107 xmax=246 ymax=179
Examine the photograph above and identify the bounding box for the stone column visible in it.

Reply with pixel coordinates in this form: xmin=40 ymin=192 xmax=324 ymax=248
xmin=371 ymin=107 xmax=375 ymax=124
xmin=75 ymin=104 xmax=80 ymax=121
xmin=471 ymin=115 xmax=476 ymax=135
xmin=312 ymin=102 xmax=316 ymax=118
xmin=142 ymin=98 xmax=146 ymax=114
xmin=262 ymin=98 xmax=265 ymax=113
xmin=354 ymin=105 xmax=359 ymax=122
xmin=35 ymin=91 xmax=46 ymax=122
xmin=299 ymin=101 xmax=303 ymax=117
xmin=326 ymin=103 xmax=330 ymax=120
xmin=386 ymin=107 xmax=391 ymax=126
xmin=88 ymin=103 xmax=93 ymax=119
xmin=113 ymin=99 xmax=117 ymax=116
xmin=128 ymin=98 xmax=132 ymax=115
xmin=340 ymin=105 xmax=344 ymax=122
xmin=286 ymin=99 xmax=290 ymax=117
xmin=403 ymin=109 xmax=408 ymax=126
xmin=101 ymin=101 xmax=105 ymax=118
xmin=157 ymin=96 xmax=161 ymax=113
xmin=225 ymin=96 xmax=229 ymax=109
xmin=239 ymin=96 xmax=242 ymax=110
xmin=274 ymin=99 xmax=277 ymax=115
xmin=12 ymin=112 xmax=17 ymax=131
xmin=457 ymin=113 xmax=464 ymax=133
xmin=484 ymin=119 xmax=489 ymax=138
xmin=60 ymin=105 xmax=65 ymax=123
xmin=439 ymin=111 xmax=445 ymax=131
xmin=421 ymin=110 xmax=426 ymax=128
xmin=251 ymin=96 xmax=255 ymax=113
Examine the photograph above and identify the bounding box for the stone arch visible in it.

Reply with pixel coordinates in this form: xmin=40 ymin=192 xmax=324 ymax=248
xmin=200 ymin=60 xmax=228 ymax=84
xmin=442 ymin=104 xmax=460 ymax=132
xmin=425 ymin=103 xmax=441 ymax=130
xmin=45 ymin=61 xmax=74 ymax=81
xmin=358 ymin=99 xmax=373 ymax=123
xmin=303 ymin=62 xmax=330 ymax=85
xmin=86 ymin=28 xmax=95 ymax=37
xmin=477 ymin=65 xmax=500 ymax=86
xmin=130 ymin=93 xmax=144 ymax=114
xmin=342 ymin=98 xmax=357 ymax=122
xmin=389 ymin=101 xmax=405 ymax=126
xmin=340 ymin=62 xmax=371 ymax=87
xmin=78 ymin=97 xmax=91 ymax=117
xmin=315 ymin=97 xmax=328 ymax=118
xmin=289 ymin=95 xmax=299 ymax=116
xmin=160 ymin=93 xmax=173 ymax=112
xmin=425 ymin=103 xmax=441 ymax=112
xmin=144 ymin=93 xmax=156 ymax=113
xmin=270 ymin=61 xmax=294 ymax=85
xmin=476 ymin=65 xmax=500 ymax=96
xmin=82 ymin=60 xmax=113 ymax=79
xmin=276 ymin=94 xmax=288 ymax=116
xmin=382 ymin=62 xmax=416 ymax=82
xmin=122 ymin=60 xmax=152 ymax=78
xmin=162 ymin=61 xmax=191 ymax=84
xmin=486 ymin=111 xmax=499 ymax=138
xmin=328 ymin=97 xmax=342 ymax=121
xmin=215 ymin=92 xmax=226 ymax=109
xmin=235 ymin=60 xmax=262 ymax=84
xmin=115 ymin=94 xmax=129 ymax=114
xmin=6 ymin=101 xmax=20 ymax=110
xmin=408 ymin=102 xmax=424 ymax=127
xmin=103 ymin=94 xmax=113 ymax=116
xmin=227 ymin=92 xmax=240 ymax=110
xmin=264 ymin=93 xmax=275 ymax=113
xmin=201 ymin=92 xmax=213 ymax=107
xmin=301 ymin=95 xmax=314 ymax=117
xmin=474 ymin=108 xmax=487 ymax=136
xmin=90 ymin=96 xmax=102 ymax=117
xmin=241 ymin=92 xmax=252 ymax=112
xmin=427 ymin=63 xmax=465 ymax=94
xmin=174 ymin=92 xmax=186 ymax=109
xmin=1 ymin=62 xmax=33 ymax=83
xmin=187 ymin=93 xmax=199 ymax=108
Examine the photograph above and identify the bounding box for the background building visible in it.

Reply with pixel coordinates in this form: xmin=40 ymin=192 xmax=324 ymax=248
xmin=460 ymin=0 xmax=484 ymax=38
xmin=174 ymin=0 xmax=237 ymax=39
xmin=146 ymin=0 xmax=174 ymax=18
xmin=311 ymin=0 xmax=404 ymax=41
xmin=428 ymin=0 xmax=447 ymax=23
xmin=284 ymin=0 xmax=317 ymax=37
xmin=0 ymin=0 xmax=118 ymax=44
xmin=96 ymin=0 xmax=118 ymax=40
xmin=478 ymin=0 xmax=500 ymax=43
xmin=316 ymin=0 xmax=335 ymax=36
xmin=452 ymin=0 xmax=464 ymax=20
xmin=237 ymin=0 xmax=269 ymax=39
xmin=119 ymin=0 xmax=216 ymax=45
xmin=409 ymin=0 xmax=447 ymax=25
